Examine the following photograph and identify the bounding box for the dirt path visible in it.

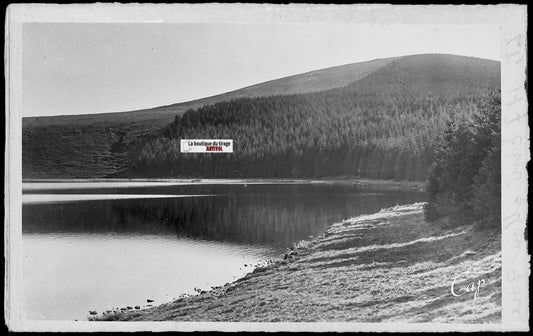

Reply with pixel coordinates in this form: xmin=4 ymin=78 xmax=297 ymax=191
xmin=97 ymin=203 xmax=501 ymax=323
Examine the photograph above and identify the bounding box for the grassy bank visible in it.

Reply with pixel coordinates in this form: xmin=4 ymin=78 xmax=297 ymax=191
xmin=95 ymin=203 xmax=500 ymax=323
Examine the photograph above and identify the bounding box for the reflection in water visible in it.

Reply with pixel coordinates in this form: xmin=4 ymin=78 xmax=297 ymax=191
xmin=23 ymin=184 xmax=425 ymax=249
xmin=23 ymin=233 xmax=274 ymax=321
xmin=22 ymin=193 xmax=211 ymax=204
xmin=22 ymin=183 xmax=426 ymax=321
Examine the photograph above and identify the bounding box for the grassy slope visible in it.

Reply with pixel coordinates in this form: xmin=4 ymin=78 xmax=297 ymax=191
xmin=22 ymin=57 xmax=396 ymax=179
xmin=98 ymin=203 xmax=501 ymax=323
xmin=23 ymin=57 xmax=397 ymax=129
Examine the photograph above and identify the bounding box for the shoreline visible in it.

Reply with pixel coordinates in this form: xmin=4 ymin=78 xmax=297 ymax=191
xmin=96 ymin=202 xmax=501 ymax=323
xmin=22 ymin=177 xmax=426 ymax=192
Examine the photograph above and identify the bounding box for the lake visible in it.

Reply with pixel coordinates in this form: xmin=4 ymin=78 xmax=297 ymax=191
xmin=22 ymin=180 xmax=426 ymax=320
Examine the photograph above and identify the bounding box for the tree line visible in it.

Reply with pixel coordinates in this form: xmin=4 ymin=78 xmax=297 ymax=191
xmin=123 ymin=57 xmax=499 ymax=181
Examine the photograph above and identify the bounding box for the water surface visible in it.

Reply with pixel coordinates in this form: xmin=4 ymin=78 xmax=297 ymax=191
xmin=22 ymin=181 xmax=426 ymax=320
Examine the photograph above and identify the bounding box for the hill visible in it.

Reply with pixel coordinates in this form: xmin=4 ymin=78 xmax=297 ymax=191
xmin=22 ymin=57 xmax=397 ymax=178
xmin=22 ymin=54 xmax=500 ymax=179
xmin=124 ymin=54 xmax=500 ymax=180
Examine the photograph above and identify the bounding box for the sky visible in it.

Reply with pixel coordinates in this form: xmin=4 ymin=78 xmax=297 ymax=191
xmin=22 ymin=23 xmax=501 ymax=117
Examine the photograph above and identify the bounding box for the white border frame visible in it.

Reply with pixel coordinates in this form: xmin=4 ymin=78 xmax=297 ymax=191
xmin=4 ymin=3 xmax=529 ymax=332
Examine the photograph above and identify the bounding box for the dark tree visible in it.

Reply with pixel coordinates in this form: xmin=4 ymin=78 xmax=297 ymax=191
xmin=425 ymin=92 xmax=501 ymax=229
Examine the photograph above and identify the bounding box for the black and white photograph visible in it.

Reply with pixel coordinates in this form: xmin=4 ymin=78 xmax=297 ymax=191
xmin=4 ymin=3 xmax=528 ymax=332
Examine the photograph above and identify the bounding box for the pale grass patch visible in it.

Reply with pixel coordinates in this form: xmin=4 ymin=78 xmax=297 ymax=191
xmin=328 ymin=202 xmax=426 ymax=234
xmin=293 ymin=239 xmax=313 ymax=250
xmin=307 ymin=229 xmax=468 ymax=263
